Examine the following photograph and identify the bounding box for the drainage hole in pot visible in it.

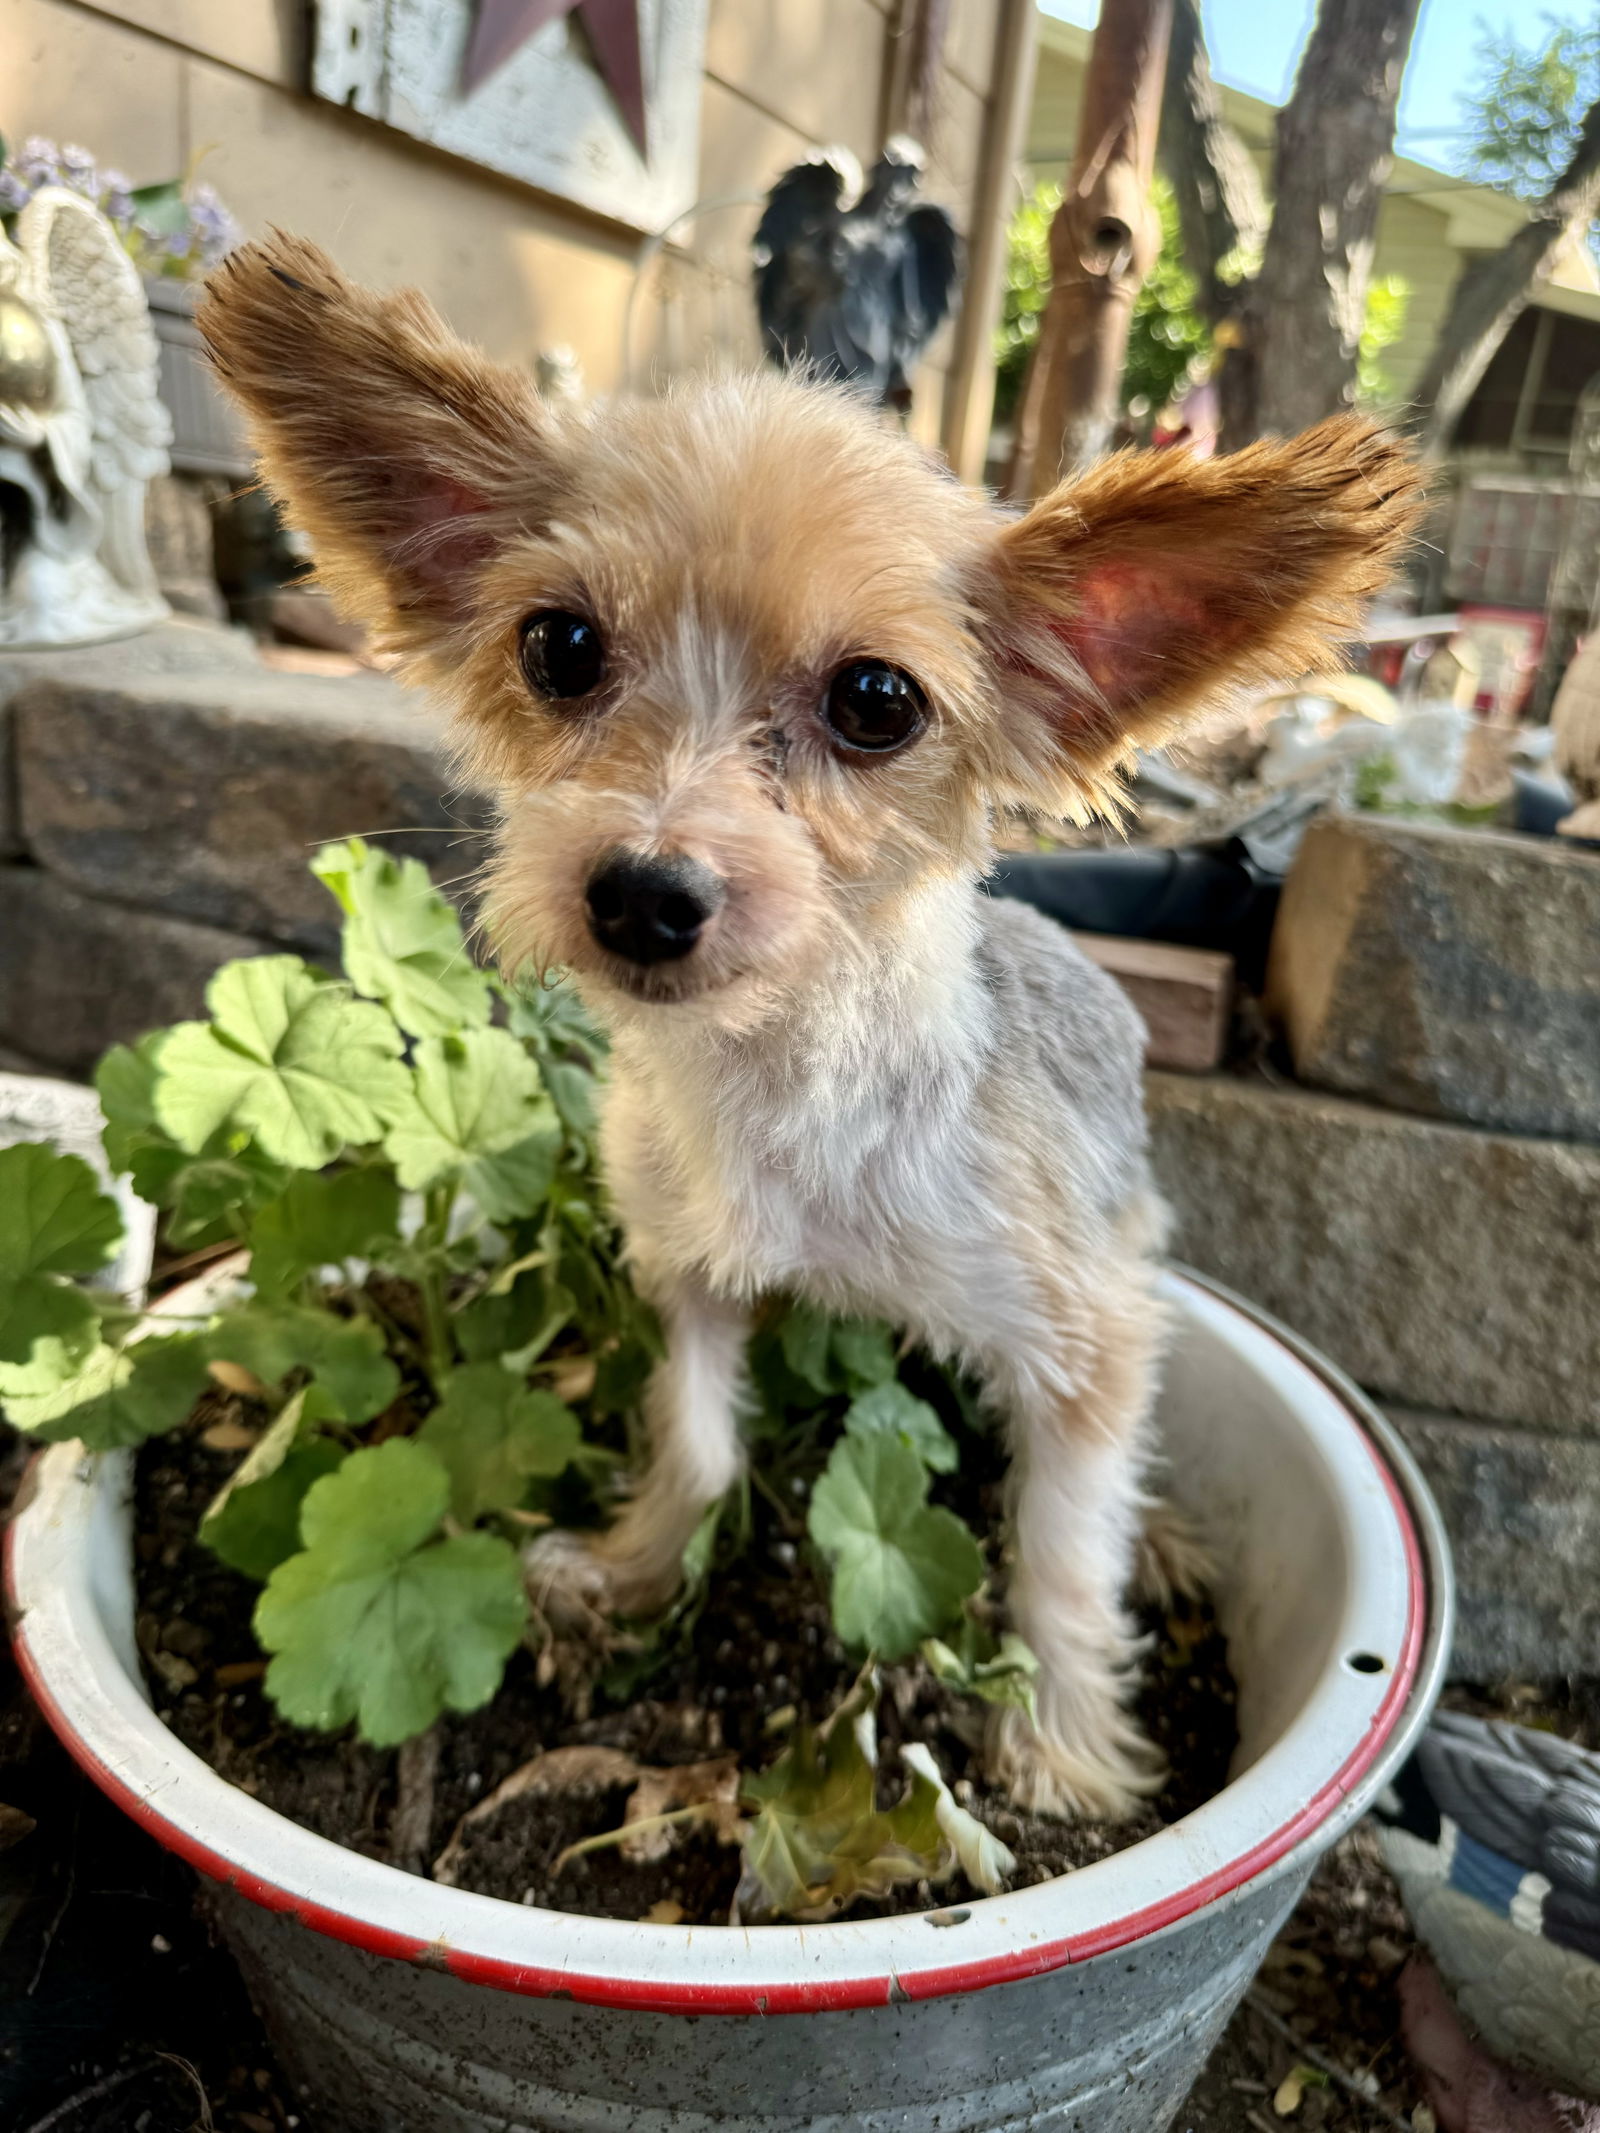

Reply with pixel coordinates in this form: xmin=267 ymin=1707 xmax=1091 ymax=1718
xmin=1345 ymin=1651 xmax=1387 ymax=1675
xmin=924 ymin=1908 xmax=972 ymax=1928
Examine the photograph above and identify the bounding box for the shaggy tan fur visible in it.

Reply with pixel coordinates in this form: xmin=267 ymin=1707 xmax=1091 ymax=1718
xmin=200 ymin=236 xmax=1424 ymax=1819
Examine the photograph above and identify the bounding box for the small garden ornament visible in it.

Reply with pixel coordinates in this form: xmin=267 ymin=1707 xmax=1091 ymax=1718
xmin=1379 ymin=1710 xmax=1600 ymax=2126
xmin=0 ymin=184 xmax=171 ymax=647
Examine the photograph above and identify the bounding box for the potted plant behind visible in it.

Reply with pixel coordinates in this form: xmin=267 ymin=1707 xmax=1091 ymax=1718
xmin=3 ymin=841 xmax=1451 ymax=2132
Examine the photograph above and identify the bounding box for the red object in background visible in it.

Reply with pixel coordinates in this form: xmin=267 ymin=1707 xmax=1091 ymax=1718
xmin=1358 ymin=612 xmax=1461 ymax=692
xmin=1455 ymin=604 xmax=1547 ymax=720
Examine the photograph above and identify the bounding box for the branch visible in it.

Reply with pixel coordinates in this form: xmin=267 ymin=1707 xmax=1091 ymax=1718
xmin=1240 ymin=0 xmax=1424 ymax=443
xmin=1158 ymin=0 xmax=1267 ymax=325
xmin=1410 ymin=92 xmax=1600 ymax=455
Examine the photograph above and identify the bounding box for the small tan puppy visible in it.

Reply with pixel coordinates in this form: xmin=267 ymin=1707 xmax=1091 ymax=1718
xmin=201 ymin=238 xmax=1421 ymax=1818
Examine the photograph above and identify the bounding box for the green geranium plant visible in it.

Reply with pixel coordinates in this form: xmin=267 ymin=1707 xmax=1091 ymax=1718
xmin=0 ymin=840 xmax=1028 ymax=1917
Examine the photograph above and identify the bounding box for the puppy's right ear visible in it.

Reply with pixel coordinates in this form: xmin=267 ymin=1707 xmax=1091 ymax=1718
xmin=199 ymin=234 xmax=556 ymax=646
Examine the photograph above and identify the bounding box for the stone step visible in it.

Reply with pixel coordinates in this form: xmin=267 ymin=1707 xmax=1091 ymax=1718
xmin=1385 ymin=1406 xmax=1600 ymax=1680
xmin=1147 ymin=1070 xmax=1600 ymax=1436
xmin=3 ymin=622 xmax=488 ymax=955
xmin=1267 ymin=808 xmax=1600 ymax=1141
xmin=0 ymin=867 xmax=267 ymax=1075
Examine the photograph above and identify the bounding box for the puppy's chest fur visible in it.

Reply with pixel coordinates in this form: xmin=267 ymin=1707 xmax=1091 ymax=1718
xmin=605 ymin=938 xmax=993 ymax=1311
xmin=595 ymin=894 xmax=1151 ymax=1351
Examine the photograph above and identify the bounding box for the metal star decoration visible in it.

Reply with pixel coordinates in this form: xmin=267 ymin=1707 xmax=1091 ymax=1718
xmin=460 ymin=0 xmax=647 ymax=157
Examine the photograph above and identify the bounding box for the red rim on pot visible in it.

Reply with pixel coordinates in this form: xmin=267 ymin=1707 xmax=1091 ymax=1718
xmin=5 ymin=1270 xmax=1448 ymax=2016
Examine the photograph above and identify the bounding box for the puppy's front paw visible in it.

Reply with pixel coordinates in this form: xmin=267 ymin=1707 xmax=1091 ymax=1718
xmin=521 ymin=1526 xmax=681 ymax=1630
xmin=986 ymin=1702 xmax=1167 ymax=1823
xmin=521 ymin=1528 xmax=620 ymax=1637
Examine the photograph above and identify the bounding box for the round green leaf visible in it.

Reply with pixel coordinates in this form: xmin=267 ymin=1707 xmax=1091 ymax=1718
xmin=152 ymin=957 xmax=409 ymax=1170
xmin=382 ymin=1028 xmax=558 ymax=1214
xmin=311 ymin=837 xmax=492 ymax=1039
xmin=247 ymin=1168 xmax=403 ymax=1298
xmin=2 ymin=1331 xmax=210 ymax=1448
xmin=255 ymin=1439 xmax=528 ymax=1746
xmin=0 ymin=1145 xmax=122 ymax=1375
xmin=418 ymin=1363 xmax=580 ymax=1523
xmin=206 ymin=1303 xmax=399 ymax=1424
xmin=808 ymin=1433 xmax=984 ymax=1661
xmin=844 ymin=1381 xmax=958 ymax=1473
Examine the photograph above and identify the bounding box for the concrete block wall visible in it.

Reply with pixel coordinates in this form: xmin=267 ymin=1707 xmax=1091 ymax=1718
xmin=1153 ymin=811 xmax=1600 ymax=1682
xmin=0 ymin=623 xmax=482 ymax=1074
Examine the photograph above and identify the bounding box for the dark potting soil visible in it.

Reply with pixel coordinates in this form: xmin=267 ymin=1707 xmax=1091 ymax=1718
xmin=132 ymin=1401 xmax=1238 ymax=1928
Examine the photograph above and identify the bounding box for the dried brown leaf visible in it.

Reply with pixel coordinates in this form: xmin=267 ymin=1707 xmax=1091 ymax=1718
xmin=200 ymin=1417 xmax=257 ymax=1451
xmin=432 ymin=1745 xmax=640 ymax=1885
xmin=206 ymin=1361 xmax=270 ymax=1400
xmin=622 ymin=1757 xmax=742 ymax=1861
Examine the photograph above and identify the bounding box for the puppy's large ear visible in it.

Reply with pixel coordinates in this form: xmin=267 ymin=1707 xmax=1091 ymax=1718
xmin=971 ymin=418 xmax=1425 ymax=816
xmin=198 ymin=234 xmax=555 ymax=651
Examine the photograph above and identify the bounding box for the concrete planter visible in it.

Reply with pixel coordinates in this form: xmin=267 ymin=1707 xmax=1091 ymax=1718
xmin=144 ymin=278 xmax=251 ymax=477
xmin=7 ymin=1270 xmax=1450 ymax=2133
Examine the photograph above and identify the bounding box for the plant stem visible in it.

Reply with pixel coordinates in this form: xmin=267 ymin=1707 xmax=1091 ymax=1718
xmin=349 ymin=1281 xmax=417 ymax=1361
xmin=391 ymin=1725 xmax=440 ymax=1877
xmin=552 ymin=1803 xmax=717 ymax=1874
xmin=748 ymin=1464 xmax=801 ymax=1537
xmin=419 ymin=1183 xmax=457 ymax=1390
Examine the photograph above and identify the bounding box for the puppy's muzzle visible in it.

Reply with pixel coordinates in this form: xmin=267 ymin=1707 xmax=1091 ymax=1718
xmin=584 ymin=849 xmax=727 ymax=968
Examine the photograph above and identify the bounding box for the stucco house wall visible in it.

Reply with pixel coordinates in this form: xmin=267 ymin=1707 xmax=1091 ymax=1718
xmin=1 ymin=0 xmax=1021 ymax=460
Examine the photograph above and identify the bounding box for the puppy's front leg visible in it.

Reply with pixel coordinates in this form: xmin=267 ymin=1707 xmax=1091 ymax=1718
xmin=988 ymin=1302 xmax=1169 ymax=1821
xmin=526 ymin=1278 xmax=748 ymax=1624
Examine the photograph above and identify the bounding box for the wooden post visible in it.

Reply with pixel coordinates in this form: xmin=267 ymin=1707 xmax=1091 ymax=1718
xmin=1006 ymin=0 xmax=1172 ymax=500
xmin=941 ymin=0 xmax=1040 ymax=483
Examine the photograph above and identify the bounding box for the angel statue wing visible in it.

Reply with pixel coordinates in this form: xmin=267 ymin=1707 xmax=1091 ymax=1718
xmin=20 ymin=184 xmax=172 ymax=606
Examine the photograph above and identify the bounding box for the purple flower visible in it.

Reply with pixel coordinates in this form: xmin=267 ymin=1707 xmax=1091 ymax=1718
xmin=188 ymin=183 xmax=241 ymax=271
xmin=0 ymin=134 xmax=240 ymax=283
xmin=59 ymin=142 xmax=98 ymax=196
xmin=15 ymin=137 xmax=62 ymax=189
xmin=99 ymin=167 xmax=134 ymax=226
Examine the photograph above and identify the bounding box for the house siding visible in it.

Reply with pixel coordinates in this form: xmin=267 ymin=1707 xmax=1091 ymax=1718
xmin=0 ymin=0 xmax=1000 ymax=435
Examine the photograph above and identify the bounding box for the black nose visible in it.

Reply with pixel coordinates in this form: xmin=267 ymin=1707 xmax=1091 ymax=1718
xmin=584 ymin=850 xmax=726 ymax=967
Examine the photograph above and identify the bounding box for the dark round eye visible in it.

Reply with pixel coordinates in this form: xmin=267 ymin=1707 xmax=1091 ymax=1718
xmin=821 ymin=660 xmax=927 ymax=754
xmin=519 ymin=609 xmax=605 ymax=700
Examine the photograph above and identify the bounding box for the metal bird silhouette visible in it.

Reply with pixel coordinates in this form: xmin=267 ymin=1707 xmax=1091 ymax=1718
xmin=752 ymin=137 xmax=961 ymax=415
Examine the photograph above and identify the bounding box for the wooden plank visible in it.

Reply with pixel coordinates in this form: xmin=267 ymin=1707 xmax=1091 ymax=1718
xmin=1072 ymin=931 xmax=1234 ymax=1074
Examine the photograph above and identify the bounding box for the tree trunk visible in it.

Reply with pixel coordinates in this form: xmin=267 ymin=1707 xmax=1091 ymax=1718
xmin=1410 ymin=96 xmax=1600 ymax=456
xmin=1006 ymin=0 xmax=1173 ymax=498
xmin=1222 ymin=0 xmax=1422 ymax=450
xmin=1159 ymin=0 xmax=1267 ymax=328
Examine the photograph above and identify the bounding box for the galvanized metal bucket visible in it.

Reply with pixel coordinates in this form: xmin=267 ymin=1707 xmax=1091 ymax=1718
xmin=8 ymin=1270 xmax=1451 ymax=2133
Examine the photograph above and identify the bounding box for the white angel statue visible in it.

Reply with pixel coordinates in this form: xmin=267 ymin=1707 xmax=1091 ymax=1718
xmin=0 ymin=183 xmax=171 ymax=647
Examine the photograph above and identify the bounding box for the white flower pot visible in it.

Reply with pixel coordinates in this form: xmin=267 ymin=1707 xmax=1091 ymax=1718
xmin=6 ymin=1268 xmax=1450 ymax=2132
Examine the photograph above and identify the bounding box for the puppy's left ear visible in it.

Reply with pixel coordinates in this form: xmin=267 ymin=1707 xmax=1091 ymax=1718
xmin=970 ymin=417 xmax=1425 ymax=814
xmin=199 ymin=233 xmax=559 ymax=654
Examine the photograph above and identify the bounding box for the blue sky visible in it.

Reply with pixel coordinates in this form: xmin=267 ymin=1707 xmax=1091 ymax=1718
xmin=1038 ymin=0 xmax=1569 ymax=169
